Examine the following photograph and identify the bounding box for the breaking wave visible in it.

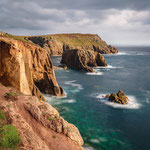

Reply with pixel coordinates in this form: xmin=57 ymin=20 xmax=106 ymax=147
xmin=86 ymin=72 xmax=104 ymax=75
xmin=96 ymin=94 xmax=141 ymax=109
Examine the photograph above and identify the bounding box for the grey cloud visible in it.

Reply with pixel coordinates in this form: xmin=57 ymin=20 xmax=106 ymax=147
xmin=0 ymin=0 xmax=150 ymax=45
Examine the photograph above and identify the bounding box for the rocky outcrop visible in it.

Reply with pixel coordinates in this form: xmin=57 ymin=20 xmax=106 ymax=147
xmin=61 ymin=49 xmax=107 ymax=72
xmin=105 ymin=90 xmax=129 ymax=104
xmin=0 ymin=85 xmax=83 ymax=150
xmin=0 ymin=37 xmax=65 ymax=101
xmin=26 ymin=34 xmax=118 ymax=55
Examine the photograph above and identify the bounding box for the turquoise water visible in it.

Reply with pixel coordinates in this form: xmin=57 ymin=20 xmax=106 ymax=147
xmin=46 ymin=47 xmax=150 ymax=150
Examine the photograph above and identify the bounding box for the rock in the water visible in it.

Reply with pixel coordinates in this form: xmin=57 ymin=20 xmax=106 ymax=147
xmin=61 ymin=49 xmax=107 ymax=72
xmin=106 ymin=90 xmax=129 ymax=104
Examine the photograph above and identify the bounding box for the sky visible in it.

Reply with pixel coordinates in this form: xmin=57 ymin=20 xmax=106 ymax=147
xmin=0 ymin=0 xmax=150 ymax=46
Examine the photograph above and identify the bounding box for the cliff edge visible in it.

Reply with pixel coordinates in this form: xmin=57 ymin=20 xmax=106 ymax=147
xmin=0 ymin=36 xmax=65 ymax=101
xmin=25 ymin=33 xmax=118 ymax=55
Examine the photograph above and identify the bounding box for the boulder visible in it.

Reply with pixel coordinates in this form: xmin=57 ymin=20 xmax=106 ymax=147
xmin=105 ymin=90 xmax=129 ymax=104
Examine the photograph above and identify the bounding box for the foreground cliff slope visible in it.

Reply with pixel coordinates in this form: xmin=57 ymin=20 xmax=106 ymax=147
xmin=25 ymin=33 xmax=118 ymax=55
xmin=0 ymin=85 xmax=83 ymax=150
xmin=0 ymin=36 xmax=64 ymax=100
xmin=0 ymin=33 xmax=83 ymax=149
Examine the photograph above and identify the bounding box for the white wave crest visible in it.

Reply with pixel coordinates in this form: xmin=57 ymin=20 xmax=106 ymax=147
xmin=96 ymin=65 xmax=123 ymax=69
xmin=96 ymin=94 xmax=141 ymax=109
xmin=64 ymin=80 xmax=83 ymax=93
xmin=62 ymin=99 xmax=76 ymax=103
xmin=86 ymin=72 xmax=104 ymax=75
xmin=83 ymin=146 xmax=95 ymax=150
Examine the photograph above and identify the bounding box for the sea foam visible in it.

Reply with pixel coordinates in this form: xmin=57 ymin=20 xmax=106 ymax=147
xmin=83 ymin=146 xmax=95 ymax=150
xmin=64 ymin=80 xmax=83 ymax=93
xmin=86 ymin=72 xmax=104 ymax=75
xmin=95 ymin=65 xmax=123 ymax=69
xmin=96 ymin=94 xmax=141 ymax=109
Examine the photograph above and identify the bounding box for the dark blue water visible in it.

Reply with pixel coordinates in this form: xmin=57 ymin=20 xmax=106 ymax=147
xmin=46 ymin=47 xmax=150 ymax=150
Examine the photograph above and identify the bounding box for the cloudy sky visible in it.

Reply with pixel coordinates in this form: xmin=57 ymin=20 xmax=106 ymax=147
xmin=0 ymin=0 xmax=150 ymax=46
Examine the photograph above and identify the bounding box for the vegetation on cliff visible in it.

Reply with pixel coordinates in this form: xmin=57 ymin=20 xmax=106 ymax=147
xmin=25 ymin=33 xmax=118 ymax=55
xmin=0 ymin=86 xmax=83 ymax=150
xmin=0 ymin=109 xmax=21 ymax=150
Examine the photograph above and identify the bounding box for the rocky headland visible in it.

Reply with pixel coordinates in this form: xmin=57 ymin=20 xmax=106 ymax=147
xmin=0 ymin=34 xmax=83 ymax=149
xmin=24 ymin=33 xmax=118 ymax=55
xmin=61 ymin=49 xmax=107 ymax=72
xmin=0 ymin=36 xmax=65 ymax=101
xmin=105 ymin=90 xmax=129 ymax=104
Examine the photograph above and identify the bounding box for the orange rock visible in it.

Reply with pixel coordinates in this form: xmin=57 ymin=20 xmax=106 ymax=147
xmin=0 ymin=37 xmax=65 ymax=101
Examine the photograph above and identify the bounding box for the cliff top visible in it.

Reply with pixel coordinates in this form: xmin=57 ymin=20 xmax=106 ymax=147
xmin=0 ymin=32 xmax=40 ymax=47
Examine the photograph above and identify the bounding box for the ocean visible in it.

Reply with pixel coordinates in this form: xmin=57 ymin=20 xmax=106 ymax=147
xmin=45 ymin=47 xmax=150 ymax=150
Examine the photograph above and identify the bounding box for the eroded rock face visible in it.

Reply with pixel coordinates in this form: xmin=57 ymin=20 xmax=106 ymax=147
xmin=0 ymin=37 xmax=65 ymax=100
xmin=26 ymin=34 xmax=118 ymax=55
xmin=61 ymin=49 xmax=107 ymax=72
xmin=0 ymin=86 xmax=83 ymax=150
xmin=105 ymin=90 xmax=129 ymax=104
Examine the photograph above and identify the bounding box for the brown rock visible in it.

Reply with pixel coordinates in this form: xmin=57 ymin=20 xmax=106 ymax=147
xmin=106 ymin=90 xmax=129 ymax=104
xmin=26 ymin=34 xmax=118 ymax=55
xmin=61 ymin=49 xmax=107 ymax=72
xmin=0 ymin=37 xmax=65 ymax=101
xmin=0 ymin=86 xmax=83 ymax=150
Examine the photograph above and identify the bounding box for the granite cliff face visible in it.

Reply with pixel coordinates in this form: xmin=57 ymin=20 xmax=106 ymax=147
xmin=0 ymin=86 xmax=83 ymax=150
xmin=0 ymin=36 xmax=64 ymax=101
xmin=61 ymin=49 xmax=107 ymax=72
xmin=26 ymin=34 xmax=118 ymax=55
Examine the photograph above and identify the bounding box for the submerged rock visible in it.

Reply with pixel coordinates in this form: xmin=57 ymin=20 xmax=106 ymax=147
xmin=61 ymin=49 xmax=107 ymax=72
xmin=105 ymin=90 xmax=129 ymax=104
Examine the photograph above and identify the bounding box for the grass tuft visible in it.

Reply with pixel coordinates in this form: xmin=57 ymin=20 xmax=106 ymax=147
xmin=0 ymin=125 xmax=21 ymax=149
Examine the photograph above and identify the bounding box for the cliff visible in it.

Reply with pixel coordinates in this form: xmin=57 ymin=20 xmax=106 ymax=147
xmin=0 ymin=34 xmax=83 ymax=149
xmin=0 ymin=85 xmax=83 ymax=150
xmin=61 ymin=49 xmax=107 ymax=72
xmin=0 ymin=36 xmax=65 ymax=101
xmin=25 ymin=33 xmax=118 ymax=55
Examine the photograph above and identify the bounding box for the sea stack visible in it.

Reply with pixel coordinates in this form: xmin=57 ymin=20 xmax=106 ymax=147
xmin=61 ymin=49 xmax=107 ymax=72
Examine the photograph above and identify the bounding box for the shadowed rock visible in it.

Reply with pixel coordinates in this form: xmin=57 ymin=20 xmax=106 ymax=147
xmin=61 ymin=49 xmax=107 ymax=72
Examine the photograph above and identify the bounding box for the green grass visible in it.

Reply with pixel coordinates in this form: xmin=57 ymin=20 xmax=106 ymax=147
xmin=0 ymin=111 xmax=6 ymax=121
xmin=0 ymin=32 xmax=40 ymax=47
xmin=5 ymin=92 xmax=16 ymax=100
xmin=0 ymin=125 xmax=21 ymax=149
xmin=0 ymin=110 xmax=21 ymax=150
